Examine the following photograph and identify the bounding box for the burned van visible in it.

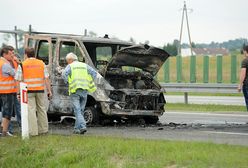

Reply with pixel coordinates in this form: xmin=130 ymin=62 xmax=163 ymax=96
xmin=20 ymin=33 xmax=169 ymax=124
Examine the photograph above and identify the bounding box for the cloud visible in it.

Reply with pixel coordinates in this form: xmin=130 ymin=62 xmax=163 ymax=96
xmin=0 ymin=0 xmax=247 ymax=46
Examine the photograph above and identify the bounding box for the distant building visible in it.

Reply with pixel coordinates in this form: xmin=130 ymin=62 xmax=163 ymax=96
xmin=181 ymin=48 xmax=229 ymax=57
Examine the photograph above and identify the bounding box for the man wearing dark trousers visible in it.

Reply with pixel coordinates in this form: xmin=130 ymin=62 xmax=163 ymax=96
xmin=0 ymin=46 xmax=16 ymax=137
xmin=238 ymin=45 xmax=248 ymax=111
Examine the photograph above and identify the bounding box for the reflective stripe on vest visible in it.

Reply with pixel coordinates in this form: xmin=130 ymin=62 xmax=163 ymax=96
xmin=24 ymin=78 xmax=44 ymax=82
xmin=68 ymin=61 xmax=96 ymax=95
xmin=0 ymin=59 xmax=16 ymax=94
xmin=22 ymin=58 xmax=45 ymax=91
xmin=0 ymin=85 xmax=16 ymax=90
xmin=0 ymin=80 xmax=15 ymax=84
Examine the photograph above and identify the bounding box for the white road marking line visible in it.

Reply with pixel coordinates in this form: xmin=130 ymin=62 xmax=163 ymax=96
xmin=166 ymin=112 xmax=248 ymax=117
xmin=204 ymin=131 xmax=248 ymax=136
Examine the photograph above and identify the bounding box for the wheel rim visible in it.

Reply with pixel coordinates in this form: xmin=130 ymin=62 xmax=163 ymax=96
xmin=84 ymin=109 xmax=93 ymax=124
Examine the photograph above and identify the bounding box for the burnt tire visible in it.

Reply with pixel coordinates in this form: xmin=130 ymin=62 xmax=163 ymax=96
xmin=84 ymin=107 xmax=99 ymax=125
xmin=144 ymin=116 xmax=159 ymax=125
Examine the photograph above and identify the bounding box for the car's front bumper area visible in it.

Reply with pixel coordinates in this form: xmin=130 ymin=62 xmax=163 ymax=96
xmin=100 ymin=89 xmax=166 ymax=116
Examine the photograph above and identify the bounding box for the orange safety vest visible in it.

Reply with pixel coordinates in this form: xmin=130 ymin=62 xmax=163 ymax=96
xmin=12 ymin=59 xmax=19 ymax=93
xmin=22 ymin=58 xmax=45 ymax=91
xmin=0 ymin=58 xmax=16 ymax=94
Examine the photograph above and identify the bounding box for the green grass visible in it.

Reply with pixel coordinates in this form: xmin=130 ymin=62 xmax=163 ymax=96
xmin=0 ymin=135 xmax=248 ymax=168
xmin=165 ymin=92 xmax=243 ymax=97
xmin=166 ymin=103 xmax=247 ymax=112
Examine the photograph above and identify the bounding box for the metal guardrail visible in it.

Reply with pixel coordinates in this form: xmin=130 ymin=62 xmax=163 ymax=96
xmin=160 ymin=83 xmax=239 ymax=104
xmin=161 ymin=83 xmax=239 ymax=93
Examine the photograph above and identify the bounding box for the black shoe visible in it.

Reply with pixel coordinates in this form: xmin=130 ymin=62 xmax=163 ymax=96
xmin=79 ymin=129 xmax=87 ymax=134
xmin=7 ymin=131 xmax=16 ymax=137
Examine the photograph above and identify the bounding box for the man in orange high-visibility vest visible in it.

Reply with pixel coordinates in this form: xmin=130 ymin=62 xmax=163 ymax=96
xmin=7 ymin=46 xmax=22 ymax=136
xmin=0 ymin=46 xmax=16 ymax=137
xmin=15 ymin=48 xmax=52 ymax=136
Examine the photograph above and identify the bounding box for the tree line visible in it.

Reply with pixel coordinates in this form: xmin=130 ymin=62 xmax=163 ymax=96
xmin=162 ymin=38 xmax=248 ymax=56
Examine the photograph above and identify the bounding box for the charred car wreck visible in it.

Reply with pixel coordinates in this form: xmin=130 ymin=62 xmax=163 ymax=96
xmin=104 ymin=45 xmax=169 ymax=123
xmin=1 ymin=31 xmax=170 ymax=124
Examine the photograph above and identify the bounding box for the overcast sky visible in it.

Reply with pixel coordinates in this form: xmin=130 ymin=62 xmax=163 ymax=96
xmin=0 ymin=0 xmax=247 ymax=46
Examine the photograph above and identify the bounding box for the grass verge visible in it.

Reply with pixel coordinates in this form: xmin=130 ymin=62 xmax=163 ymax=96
xmin=165 ymin=92 xmax=243 ymax=97
xmin=0 ymin=135 xmax=248 ymax=168
xmin=165 ymin=103 xmax=247 ymax=112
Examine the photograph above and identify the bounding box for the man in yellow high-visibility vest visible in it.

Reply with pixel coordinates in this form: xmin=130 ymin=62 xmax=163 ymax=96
xmin=62 ymin=53 xmax=97 ymax=134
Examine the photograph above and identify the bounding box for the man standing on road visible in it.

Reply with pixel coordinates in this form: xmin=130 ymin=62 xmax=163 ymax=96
xmin=15 ymin=48 xmax=52 ymax=136
xmin=62 ymin=53 xmax=97 ymax=134
xmin=0 ymin=46 xmax=16 ymax=137
xmin=238 ymin=45 xmax=248 ymax=111
xmin=6 ymin=46 xmax=21 ymax=136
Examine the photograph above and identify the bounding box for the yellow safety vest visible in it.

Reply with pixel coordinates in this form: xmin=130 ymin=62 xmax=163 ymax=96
xmin=68 ymin=61 xmax=96 ymax=95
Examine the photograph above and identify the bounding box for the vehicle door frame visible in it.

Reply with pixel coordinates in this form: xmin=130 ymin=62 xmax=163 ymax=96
xmin=24 ymin=34 xmax=53 ymax=73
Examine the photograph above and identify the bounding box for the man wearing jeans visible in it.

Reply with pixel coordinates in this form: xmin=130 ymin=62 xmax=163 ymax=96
xmin=62 ymin=53 xmax=97 ymax=134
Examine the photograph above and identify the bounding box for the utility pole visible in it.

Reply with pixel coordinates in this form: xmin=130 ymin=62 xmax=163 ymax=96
xmin=178 ymin=1 xmax=193 ymax=56
xmin=14 ymin=26 xmax=18 ymax=50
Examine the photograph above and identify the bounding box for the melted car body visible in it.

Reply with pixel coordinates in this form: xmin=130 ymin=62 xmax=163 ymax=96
xmin=22 ymin=33 xmax=169 ymax=124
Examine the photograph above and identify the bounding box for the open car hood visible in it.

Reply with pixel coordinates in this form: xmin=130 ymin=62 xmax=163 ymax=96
xmin=107 ymin=45 xmax=170 ymax=76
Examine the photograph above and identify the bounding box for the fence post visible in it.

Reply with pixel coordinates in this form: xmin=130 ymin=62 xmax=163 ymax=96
xmin=203 ymin=55 xmax=209 ymax=83
xmin=164 ymin=58 xmax=170 ymax=83
xmin=190 ymin=55 xmax=196 ymax=83
xmin=217 ymin=54 xmax=223 ymax=83
xmin=231 ymin=54 xmax=237 ymax=83
xmin=184 ymin=92 xmax=188 ymax=104
xmin=176 ymin=55 xmax=182 ymax=83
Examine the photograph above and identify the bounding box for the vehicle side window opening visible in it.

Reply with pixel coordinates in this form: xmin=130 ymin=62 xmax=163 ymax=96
xmin=36 ymin=40 xmax=56 ymax=65
xmin=59 ymin=41 xmax=84 ymax=67
xmin=37 ymin=40 xmax=49 ymax=65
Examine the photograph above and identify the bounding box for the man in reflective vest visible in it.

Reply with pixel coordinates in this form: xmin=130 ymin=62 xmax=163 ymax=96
xmin=11 ymin=52 xmax=21 ymax=128
xmin=15 ymin=48 xmax=52 ymax=136
xmin=6 ymin=46 xmax=22 ymax=136
xmin=62 ymin=52 xmax=97 ymax=134
xmin=0 ymin=46 xmax=16 ymax=137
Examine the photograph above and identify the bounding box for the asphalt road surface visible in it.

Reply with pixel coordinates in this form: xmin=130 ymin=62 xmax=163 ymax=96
xmin=50 ymin=112 xmax=248 ymax=146
xmin=161 ymin=111 xmax=248 ymax=125
xmin=165 ymin=95 xmax=245 ymax=106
